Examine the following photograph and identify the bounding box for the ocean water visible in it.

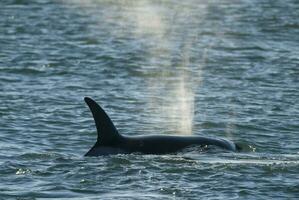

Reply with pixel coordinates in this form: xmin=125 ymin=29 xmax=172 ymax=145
xmin=1 ymin=0 xmax=299 ymax=199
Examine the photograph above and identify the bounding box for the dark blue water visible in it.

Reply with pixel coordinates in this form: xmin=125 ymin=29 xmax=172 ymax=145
xmin=1 ymin=0 xmax=299 ymax=199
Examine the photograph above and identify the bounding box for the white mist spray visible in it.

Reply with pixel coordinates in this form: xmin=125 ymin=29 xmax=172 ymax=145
xmin=129 ymin=1 xmax=206 ymax=135
xmin=62 ymin=0 xmax=207 ymax=135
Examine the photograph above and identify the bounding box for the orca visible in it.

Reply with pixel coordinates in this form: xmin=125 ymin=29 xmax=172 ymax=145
xmin=84 ymin=97 xmax=240 ymax=156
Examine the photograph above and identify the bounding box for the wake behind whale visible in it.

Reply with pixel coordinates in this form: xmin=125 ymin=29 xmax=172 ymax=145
xmin=84 ymin=97 xmax=240 ymax=156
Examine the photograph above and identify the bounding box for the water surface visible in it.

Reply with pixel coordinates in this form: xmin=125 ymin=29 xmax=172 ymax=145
xmin=1 ymin=0 xmax=299 ymax=199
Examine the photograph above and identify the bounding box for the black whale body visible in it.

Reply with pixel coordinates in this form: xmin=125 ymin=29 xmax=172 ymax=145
xmin=84 ymin=97 xmax=239 ymax=156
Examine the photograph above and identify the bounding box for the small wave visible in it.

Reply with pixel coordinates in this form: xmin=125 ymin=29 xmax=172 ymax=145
xmin=18 ymin=152 xmax=63 ymax=160
xmin=2 ymin=67 xmax=46 ymax=75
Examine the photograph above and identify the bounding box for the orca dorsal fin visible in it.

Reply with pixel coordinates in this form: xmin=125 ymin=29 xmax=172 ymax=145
xmin=84 ymin=97 xmax=122 ymax=145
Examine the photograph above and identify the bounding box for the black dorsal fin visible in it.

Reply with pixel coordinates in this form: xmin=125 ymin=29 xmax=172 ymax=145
xmin=84 ymin=97 xmax=122 ymax=145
